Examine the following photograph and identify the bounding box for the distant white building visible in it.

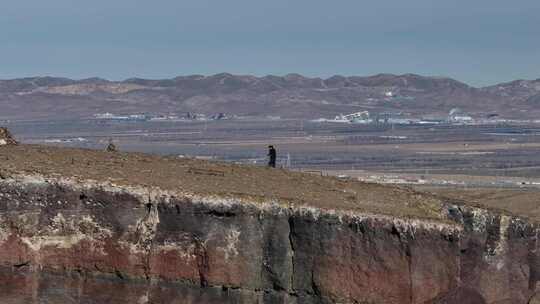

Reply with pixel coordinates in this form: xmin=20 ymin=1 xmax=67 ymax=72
xmin=94 ymin=112 xmax=115 ymax=119
xmin=452 ymin=115 xmax=473 ymax=123
xmin=128 ymin=114 xmax=146 ymax=120
xmin=93 ymin=112 xmax=148 ymax=121
xmin=332 ymin=111 xmax=373 ymax=124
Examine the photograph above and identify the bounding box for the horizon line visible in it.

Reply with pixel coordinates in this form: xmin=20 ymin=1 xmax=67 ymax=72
xmin=1 ymin=72 xmax=539 ymax=89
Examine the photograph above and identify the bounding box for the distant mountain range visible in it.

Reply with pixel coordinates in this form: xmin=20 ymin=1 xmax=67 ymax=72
xmin=1 ymin=73 xmax=539 ymax=120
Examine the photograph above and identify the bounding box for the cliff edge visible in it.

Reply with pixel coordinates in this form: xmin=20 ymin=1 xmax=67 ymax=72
xmin=0 ymin=144 xmax=539 ymax=303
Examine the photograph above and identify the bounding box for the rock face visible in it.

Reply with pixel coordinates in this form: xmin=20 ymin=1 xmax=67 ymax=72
xmin=0 ymin=173 xmax=539 ymax=303
xmin=0 ymin=128 xmax=17 ymax=146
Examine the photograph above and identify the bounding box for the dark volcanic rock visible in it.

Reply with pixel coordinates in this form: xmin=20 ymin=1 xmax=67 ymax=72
xmin=0 ymin=171 xmax=539 ymax=303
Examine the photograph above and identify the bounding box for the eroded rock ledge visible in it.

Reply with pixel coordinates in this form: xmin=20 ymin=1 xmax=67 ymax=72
xmin=0 ymin=172 xmax=538 ymax=304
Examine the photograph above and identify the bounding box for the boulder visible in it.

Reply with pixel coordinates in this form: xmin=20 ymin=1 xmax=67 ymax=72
xmin=0 ymin=128 xmax=17 ymax=146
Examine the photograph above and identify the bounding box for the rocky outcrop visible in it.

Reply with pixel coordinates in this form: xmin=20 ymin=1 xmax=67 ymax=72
xmin=0 ymin=173 xmax=539 ymax=303
xmin=0 ymin=128 xmax=17 ymax=146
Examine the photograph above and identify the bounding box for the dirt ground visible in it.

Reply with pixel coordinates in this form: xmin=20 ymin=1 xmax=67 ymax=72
xmin=0 ymin=144 xmax=449 ymax=221
xmin=417 ymin=185 xmax=540 ymax=222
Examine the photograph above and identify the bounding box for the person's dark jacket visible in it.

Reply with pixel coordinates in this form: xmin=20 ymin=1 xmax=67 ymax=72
xmin=268 ymin=147 xmax=276 ymax=167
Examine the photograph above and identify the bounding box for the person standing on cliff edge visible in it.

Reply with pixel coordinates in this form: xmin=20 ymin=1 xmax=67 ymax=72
xmin=268 ymin=145 xmax=277 ymax=168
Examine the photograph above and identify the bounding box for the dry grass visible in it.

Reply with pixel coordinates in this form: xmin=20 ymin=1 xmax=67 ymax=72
xmin=417 ymin=185 xmax=540 ymax=222
xmin=0 ymin=144 xmax=447 ymax=221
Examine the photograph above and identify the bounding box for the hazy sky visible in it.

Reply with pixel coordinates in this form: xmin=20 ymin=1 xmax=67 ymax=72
xmin=1 ymin=0 xmax=539 ymax=86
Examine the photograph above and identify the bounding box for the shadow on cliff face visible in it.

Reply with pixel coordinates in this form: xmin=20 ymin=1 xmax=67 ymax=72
xmin=0 ymin=266 xmax=264 ymax=304
xmin=429 ymin=287 xmax=487 ymax=304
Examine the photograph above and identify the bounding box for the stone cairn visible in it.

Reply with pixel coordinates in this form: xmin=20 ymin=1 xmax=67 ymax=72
xmin=0 ymin=127 xmax=18 ymax=146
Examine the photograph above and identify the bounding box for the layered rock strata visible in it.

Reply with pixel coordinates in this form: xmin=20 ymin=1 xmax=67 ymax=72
xmin=0 ymin=172 xmax=538 ymax=304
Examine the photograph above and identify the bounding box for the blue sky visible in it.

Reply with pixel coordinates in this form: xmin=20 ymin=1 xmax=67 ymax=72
xmin=1 ymin=0 xmax=539 ymax=86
